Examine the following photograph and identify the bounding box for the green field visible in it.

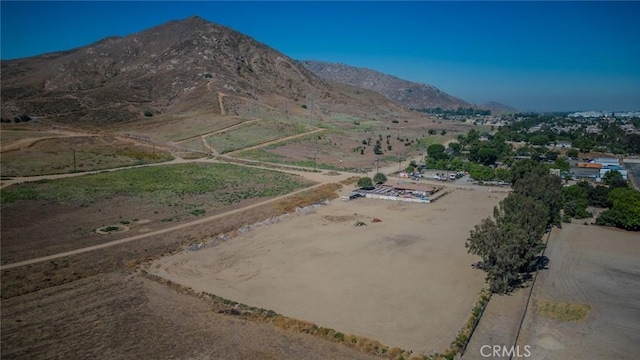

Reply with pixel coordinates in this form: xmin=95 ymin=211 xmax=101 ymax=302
xmin=205 ymin=120 xmax=311 ymax=154
xmin=1 ymin=163 xmax=314 ymax=207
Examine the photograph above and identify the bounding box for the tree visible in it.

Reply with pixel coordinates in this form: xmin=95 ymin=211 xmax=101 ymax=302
xmin=529 ymin=134 xmax=549 ymax=146
xmin=552 ymin=158 xmax=571 ymax=172
xmin=427 ymin=143 xmax=445 ymax=156
xmin=373 ymin=172 xmax=387 ymax=184
xmin=357 ymin=177 xmax=374 ymax=189
xmin=495 ymin=168 xmax=512 ymax=183
xmin=466 ymin=194 xmax=548 ymax=293
xmin=567 ymin=148 xmax=579 ymax=158
xmin=626 ymin=134 xmax=640 ymax=154
xmin=596 ymin=187 xmax=640 ymax=231
xmin=562 ymin=185 xmax=591 ymax=219
xmin=603 ymin=170 xmax=626 ymax=189
xmin=511 ymin=159 xmax=562 ymax=225
xmin=448 ymin=142 xmax=462 ymax=155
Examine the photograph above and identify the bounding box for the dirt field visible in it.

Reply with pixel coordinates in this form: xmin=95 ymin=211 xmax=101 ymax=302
xmin=149 ymin=188 xmax=506 ymax=354
xmin=518 ymin=223 xmax=640 ymax=360
xmin=1 ymin=272 xmax=381 ymax=360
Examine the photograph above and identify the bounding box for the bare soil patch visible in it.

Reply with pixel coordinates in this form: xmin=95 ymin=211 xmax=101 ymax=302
xmin=149 ymin=189 xmax=506 ymax=354
xmin=518 ymin=224 xmax=640 ymax=360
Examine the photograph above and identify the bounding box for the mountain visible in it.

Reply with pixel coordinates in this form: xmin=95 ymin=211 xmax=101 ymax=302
xmin=301 ymin=60 xmax=473 ymax=111
xmin=483 ymin=101 xmax=518 ymax=114
xmin=1 ymin=16 xmax=407 ymax=126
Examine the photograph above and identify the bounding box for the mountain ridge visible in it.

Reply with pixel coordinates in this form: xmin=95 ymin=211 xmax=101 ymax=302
xmin=301 ymin=60 xmax=473 ymax=111
xmin=1 ymin=16 xmax=410 ymax=126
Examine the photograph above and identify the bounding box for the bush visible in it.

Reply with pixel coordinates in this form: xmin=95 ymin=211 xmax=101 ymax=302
xmin=391 ymin=119 xmax=399 ymax=123
xmin=357 ymin=177 xmax=374 ymax=189
xmin=144 ymin=111 xmax=153 ymax=117
xmin=373 ymin=172 xmax=387 ymax=184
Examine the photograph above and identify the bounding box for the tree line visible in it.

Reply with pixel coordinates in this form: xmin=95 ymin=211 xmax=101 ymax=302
xmin=466 ymin=160 xmax=561 ymax=293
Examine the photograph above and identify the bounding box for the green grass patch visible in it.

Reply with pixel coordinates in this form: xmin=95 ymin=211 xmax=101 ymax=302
xmin=190 ymin=209 xmax=206 ymax=216
xmin=536 ymin=300 xmax=591 ymax=321
xmin=412 ymin=135 xmax=446 ymax=151
xmin=1 ymin=163 xmax=313 ymax=207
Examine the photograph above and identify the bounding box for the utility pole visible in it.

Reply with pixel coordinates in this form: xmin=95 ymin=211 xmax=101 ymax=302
xmin=307 ymin=93 xmax=314 ymax=122
xmin=313 ymin=135 xmax=318 ymax=172
xmin=72 ymin=148 xmax=77 ymax=172
xmin=253 ymin=78 xmax=260 ymax=118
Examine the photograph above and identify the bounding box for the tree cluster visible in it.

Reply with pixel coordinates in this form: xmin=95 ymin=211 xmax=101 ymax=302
xmin=466 ymin=160 xmax=560 ymax=293
xmin=596 ymin=187 xmax=640 ymax=231
xmin=561 ymin=171 xmax=639 ymax=231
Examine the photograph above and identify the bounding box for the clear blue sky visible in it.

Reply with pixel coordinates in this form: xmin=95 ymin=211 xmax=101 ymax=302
xmin=2 ymin=1 xmax=639 ymax=112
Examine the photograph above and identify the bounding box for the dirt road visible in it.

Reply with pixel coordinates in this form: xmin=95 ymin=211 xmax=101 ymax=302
xmin=0 ymin=182 xmax=333 ymax=271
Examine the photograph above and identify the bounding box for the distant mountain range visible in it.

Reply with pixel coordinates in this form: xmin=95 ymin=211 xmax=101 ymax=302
xmin=482 ymin=101 xmax=518 ymax=114
xmin=301 ymin=60 xmax=473 ymax=111
xmin=1 ymin=16 xmax=515 ymax=127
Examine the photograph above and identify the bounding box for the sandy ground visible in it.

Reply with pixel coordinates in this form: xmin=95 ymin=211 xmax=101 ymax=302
xmin=149 ymin=188 xmax=506 ymax=354
xmin=517 ymin=223 xmax=640 ymax=360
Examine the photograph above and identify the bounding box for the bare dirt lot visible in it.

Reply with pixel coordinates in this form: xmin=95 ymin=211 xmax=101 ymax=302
xmin=149 ymin=189 xmax=507 ymax=354
xmin=518 ymin=223 xmax=640 ymax=360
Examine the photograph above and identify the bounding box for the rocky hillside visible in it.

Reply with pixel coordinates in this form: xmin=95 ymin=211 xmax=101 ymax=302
xmin=1 ymin=16 xmax=406 ymax=126
xmin=301 ymin=60 xmax=473 ymax=111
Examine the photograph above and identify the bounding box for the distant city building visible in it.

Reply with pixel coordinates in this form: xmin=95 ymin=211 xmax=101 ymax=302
xmin=569 ymin=111 xmax=639 ymax=118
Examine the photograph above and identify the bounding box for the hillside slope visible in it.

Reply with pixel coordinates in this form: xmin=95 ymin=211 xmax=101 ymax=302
xmin=1 ymin=16 xmax=407 ymax=127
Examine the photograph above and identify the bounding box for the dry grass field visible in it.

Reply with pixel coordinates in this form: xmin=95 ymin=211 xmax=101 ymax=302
xmin=1 ymin=266 xmax=381 ymax=360
xmin=0 ymin=135 xmax=173 ymax=176
xmin=518 ymin=223 xmax=640 ymax=360
xmin=235 ymin=128 xmax=450 ymax=172
xmin=149 ymin=189 xmax=507 ymax=355
xmin=120 ymin=113 xmax=249 ymax=142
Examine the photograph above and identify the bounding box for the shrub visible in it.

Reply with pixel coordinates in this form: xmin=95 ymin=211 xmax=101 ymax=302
xmin=357 ymin=177 xmax=374 ymax=189
xmin=144 ymin=111 xmax=153 ymax=117
xmin=391 ymin=119 xmax=399 ymax=123
xmin=373 ymin=172 xmax=387 ymax=184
